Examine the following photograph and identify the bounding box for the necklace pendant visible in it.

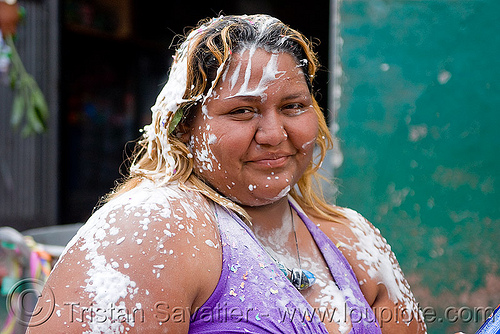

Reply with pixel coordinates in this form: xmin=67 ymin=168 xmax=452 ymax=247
xmin=290 ymin=268 xmax=316 ymax=290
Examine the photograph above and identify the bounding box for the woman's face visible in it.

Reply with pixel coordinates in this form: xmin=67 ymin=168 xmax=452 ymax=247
xmin=187 ymin=48 xmax=319 ymax=207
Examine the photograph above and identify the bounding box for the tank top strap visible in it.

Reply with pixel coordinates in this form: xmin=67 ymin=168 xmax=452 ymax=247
xmin=289 ymin=201 xmax=382 ymax=334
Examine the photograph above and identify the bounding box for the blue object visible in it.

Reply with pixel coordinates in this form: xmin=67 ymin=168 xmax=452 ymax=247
xmin=290 ymin=268 xmax=316 ymax=290
xmin=476 ymin=305 xmax=500 ymax=334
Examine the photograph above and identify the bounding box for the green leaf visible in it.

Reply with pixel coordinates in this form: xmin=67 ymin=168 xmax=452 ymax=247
xmin=32 ymin=89 xmax=49 ymax=120
xmin=9 ymin=69 xmax=17 ymax=89
xmin=34 ymin=105 xmax=48 ymax=130
xmin=10 ymin=93 xmax=24 ymax=128
xmin=21 ymin=124 xmax=34 ymax=137
xmin=169 ymin=108 xmax=184 ymax=134
xmin=26 ymin=100 xmax=44 ymax=134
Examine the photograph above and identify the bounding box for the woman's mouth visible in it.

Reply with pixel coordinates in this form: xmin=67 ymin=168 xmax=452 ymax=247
xmin=247 ymin=155 xmax=290 ymax=168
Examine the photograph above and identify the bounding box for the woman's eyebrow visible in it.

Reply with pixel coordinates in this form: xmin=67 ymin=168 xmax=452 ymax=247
xmin=223 ymin=94 xmax=261 ymax=102
xmin=281 ymin=92 xmax=310 ymax=101
xmin=283 ymin=93 xmax=305 ymax=99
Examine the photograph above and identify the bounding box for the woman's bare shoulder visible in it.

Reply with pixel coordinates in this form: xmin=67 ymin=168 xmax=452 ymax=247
xmin=29 ymin=181 xmax=222 ymax=333
xmin=309 ymin=205 xmax=426 ymax=333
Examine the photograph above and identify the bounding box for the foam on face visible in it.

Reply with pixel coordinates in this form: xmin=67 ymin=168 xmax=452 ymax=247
xmin=190 ymin=123 xmax=221 ymax=174
xmin=222 ymin=49 xmax=287 ymax=102
xmin=192 ymin=48 xmax=302 ymax=202
xmin=229 ymin=62 xmax=242 ymax=91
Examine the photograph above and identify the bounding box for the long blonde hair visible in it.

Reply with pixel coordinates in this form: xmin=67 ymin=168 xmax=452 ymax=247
xmin=109 ymin=15 xmax=343 ymax=222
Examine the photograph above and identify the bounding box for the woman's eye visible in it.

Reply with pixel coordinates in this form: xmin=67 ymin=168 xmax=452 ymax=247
xmin=283 ymin=103 xmax=307 ymax=115
xmin=285 ymin=103 xmax=303 ymax=109
xmin=228 ymin=108 xmax=257 ymax=120
xmin=231 ymin=108 xmax=251 ymax=114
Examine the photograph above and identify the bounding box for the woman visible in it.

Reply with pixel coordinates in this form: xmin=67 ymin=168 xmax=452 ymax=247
xmin=29 ymin=15 xmax=426 ymax=333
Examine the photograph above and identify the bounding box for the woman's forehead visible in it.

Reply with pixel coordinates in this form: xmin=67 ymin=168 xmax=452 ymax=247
xmin=216 ymin=48 xmax=306 ymax=100
xmin=227 ymin=48 xmax=301 ymax=73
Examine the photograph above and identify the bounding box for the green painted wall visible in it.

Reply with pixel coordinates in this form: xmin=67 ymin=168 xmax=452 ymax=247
xmin=334 ymin=0 xmax=499 ymax=333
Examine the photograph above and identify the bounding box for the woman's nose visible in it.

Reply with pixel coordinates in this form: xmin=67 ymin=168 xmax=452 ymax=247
xmin=254 ymin=112 xmax=288 ymax=146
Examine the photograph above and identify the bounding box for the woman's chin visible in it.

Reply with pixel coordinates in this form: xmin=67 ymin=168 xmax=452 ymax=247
xmin=227 ymin=185 xmax=293 ymax=208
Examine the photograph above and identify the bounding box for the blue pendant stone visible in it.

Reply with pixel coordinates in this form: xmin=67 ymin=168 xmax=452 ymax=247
xmin=290 ymin=268 xmax=316 ymax=290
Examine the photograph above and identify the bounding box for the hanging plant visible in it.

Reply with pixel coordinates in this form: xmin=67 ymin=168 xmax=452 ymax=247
xmin=6 ymin=34 xmax=49 ymax=136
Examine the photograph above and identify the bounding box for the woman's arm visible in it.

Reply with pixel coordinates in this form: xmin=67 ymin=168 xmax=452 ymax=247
xmin=27 ymin=189 xmax=222 ymax=333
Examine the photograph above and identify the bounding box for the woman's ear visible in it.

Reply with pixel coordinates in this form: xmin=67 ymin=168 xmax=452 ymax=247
xmin=175 ymin=122 xmax=192 ymax=143
xmin=175 ymin=103 xmax=198 ymax=143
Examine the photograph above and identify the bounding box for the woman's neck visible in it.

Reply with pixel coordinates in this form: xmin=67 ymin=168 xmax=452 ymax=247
xmin=242 ymin=197 xmax=290 ymax=231
xmin=242 ymin=196 xmax=302 ymax=270
xmin=242 ymin=197 xmax=297 ymax=253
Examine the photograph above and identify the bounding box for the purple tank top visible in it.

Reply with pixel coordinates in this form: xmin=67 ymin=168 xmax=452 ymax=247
xmin=188 ymin=203 xmax=381 ymax=333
